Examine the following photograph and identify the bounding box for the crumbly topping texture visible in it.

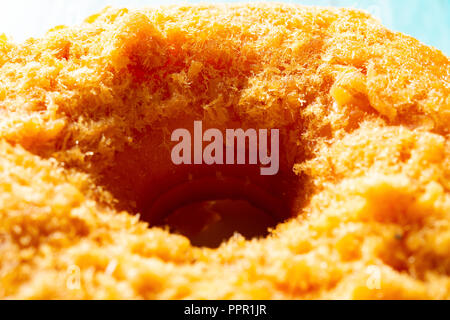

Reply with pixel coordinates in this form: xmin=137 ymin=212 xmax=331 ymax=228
xmin=0 ymin=4 xmax=449 ymax=299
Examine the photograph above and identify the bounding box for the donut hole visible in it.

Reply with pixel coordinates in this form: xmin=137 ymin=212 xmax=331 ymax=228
xmin=97 ymin=120 xmax=305 ymax=247
xmin=161 ymin=199 xmax=279 ymax=248
xmin=140 ymin=174 xmax=290 ymax=248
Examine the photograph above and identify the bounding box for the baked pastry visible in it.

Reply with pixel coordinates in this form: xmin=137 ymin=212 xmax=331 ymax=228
xmin=0 ymin=3 xmax=449 ymax=299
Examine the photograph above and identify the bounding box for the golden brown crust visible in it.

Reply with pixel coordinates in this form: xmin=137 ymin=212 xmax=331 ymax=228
xmin=0 ymin=3 xmax=449 ymax=299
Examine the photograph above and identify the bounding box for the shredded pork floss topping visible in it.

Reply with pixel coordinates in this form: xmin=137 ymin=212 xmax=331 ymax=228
xmin=0 ymin=4 xmax=449 ymax=299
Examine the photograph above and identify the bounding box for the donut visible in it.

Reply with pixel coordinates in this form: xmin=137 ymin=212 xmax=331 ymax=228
xmin=0 ymin=3 xmax=449 ymax=299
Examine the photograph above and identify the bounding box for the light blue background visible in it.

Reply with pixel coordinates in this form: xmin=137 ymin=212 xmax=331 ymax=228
xmin=292 ymin=0 xmax=450 ymax=55
xmin=0 ymin=0 xmax=448 ymax=55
